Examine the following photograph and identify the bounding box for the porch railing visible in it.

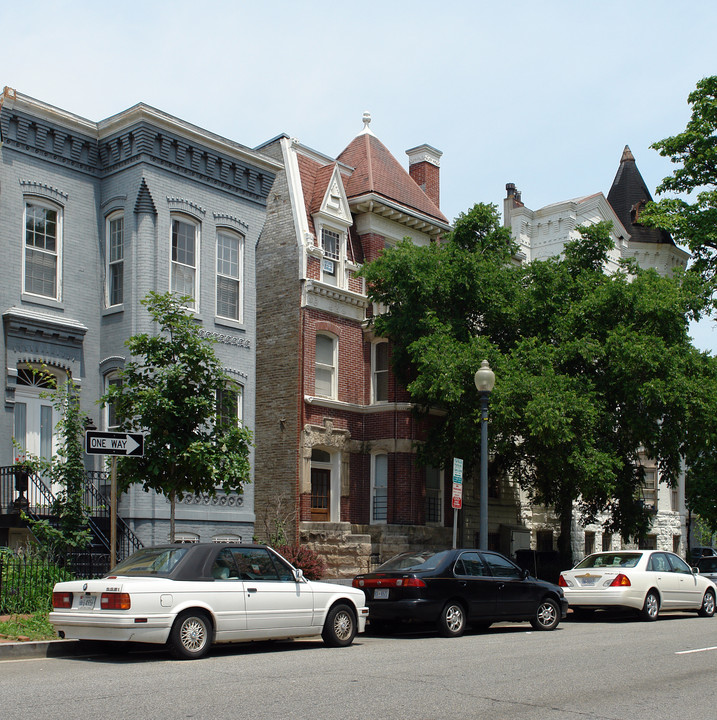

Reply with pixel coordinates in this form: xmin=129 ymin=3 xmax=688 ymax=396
xmin=0 ymin=466 xmax=142 ymax=563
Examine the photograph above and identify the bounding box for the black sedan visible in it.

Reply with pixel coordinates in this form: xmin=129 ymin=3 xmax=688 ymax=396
xmin=353 ymin=548 xmax=568 ymax=637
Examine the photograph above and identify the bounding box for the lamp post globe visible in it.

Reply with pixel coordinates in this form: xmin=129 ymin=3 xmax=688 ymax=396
xmin=475 ymin=360 xmax=494 ymax=550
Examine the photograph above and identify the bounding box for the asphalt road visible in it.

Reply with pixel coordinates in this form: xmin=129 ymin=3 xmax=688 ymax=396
xmin=1 ymin=612 xmax=715 ymax=720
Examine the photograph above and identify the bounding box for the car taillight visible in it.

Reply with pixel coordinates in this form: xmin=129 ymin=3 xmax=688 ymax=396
xmin=52 ymin=592 xmax=73 ymax=609
xmin=558 ymin=575 xmax=568 ymax=587
xmin=609 ymin=573 xmax=631 ymax=587
xmin=352 ymin=577 xmax=426 ymax=589
xmin=101 ymin=592 xmax=131 ymax=610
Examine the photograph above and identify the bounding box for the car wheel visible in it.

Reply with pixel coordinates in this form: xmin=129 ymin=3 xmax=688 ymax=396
xmin=639 ymin=590 xmax=660 ymax=621
xmin=169 ymin=611 xmax=212 ymax=660
xmin=698 ymin=589 xmax=716 ymax=617
xmin=530 ymin=597 xmax=560 ymax=630
xmin=322 ymin=604 xmax=357 ymax=647
xmin=437 ymin=601 xmax=466 ymax=637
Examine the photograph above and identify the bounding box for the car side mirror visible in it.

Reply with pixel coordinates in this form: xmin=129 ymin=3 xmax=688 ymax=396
xmin=293 ymin=568 xmax=306 ymax=583
xmin=521 ymin=568 xmax=530 ymax=580
xmin=692 ymin=567 xmax=700 ymax=574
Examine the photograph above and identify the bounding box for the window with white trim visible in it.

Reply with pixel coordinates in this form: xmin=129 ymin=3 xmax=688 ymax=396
xmin=425 ymin=466 xmax=443 ymax=524
xmin=171 ymin=216 xmax=199 ymax=308
xmin=641 ymin=468 xmax=657 ymax=510
xmin=216 ymin=229 xmax=243 ymax=321
xmin=371 ymin=453 xmax=388 ymax=523
xmin=321 ymin=228 xmax=340 ymax=287
xmin=217 ymin=383 xmax=243 ymax=427
xmin=24 ymin=201 xmax=61 ymax=299
xmin=105 ymin=374 xmax=123 ymax=430
xmin=372 ymin=341 xmax=389 ymax=403
xmin=107 ymin=213 xmax=124 ymax=306
xmin=315 ymin=333 xmax=337 ymax=398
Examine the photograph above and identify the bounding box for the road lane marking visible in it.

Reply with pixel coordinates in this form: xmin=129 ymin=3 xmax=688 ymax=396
xmin=676 ymin=645 xmax=717 ymax=655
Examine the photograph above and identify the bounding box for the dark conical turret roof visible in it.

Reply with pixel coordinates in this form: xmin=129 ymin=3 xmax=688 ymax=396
xmin=607 ymin=146 xmax=674 ymax=246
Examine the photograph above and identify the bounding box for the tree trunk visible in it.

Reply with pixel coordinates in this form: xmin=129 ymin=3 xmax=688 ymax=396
xmin=557 ymin=493 xmax=574 ymax=570
xmin=170 ymin=489 xmax=176 ymax=543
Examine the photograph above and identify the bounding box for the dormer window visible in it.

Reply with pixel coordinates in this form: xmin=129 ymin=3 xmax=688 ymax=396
xmin=321 ymin=228 xmax=340 ymax=286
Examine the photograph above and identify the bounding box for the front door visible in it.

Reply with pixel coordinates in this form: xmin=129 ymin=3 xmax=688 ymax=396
xmin=311 ymin=468 xmax=330 ymax=521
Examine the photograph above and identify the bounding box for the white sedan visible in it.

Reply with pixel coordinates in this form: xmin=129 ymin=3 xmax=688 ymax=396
xmin=50 ymin=543 xmax=368 ymax=659
xmin=559 ymin=550 xmax=717 ymax=621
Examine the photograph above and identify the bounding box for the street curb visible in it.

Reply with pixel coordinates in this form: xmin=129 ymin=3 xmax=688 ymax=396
xmin=0 ymin=639 xmax=79 ymax=660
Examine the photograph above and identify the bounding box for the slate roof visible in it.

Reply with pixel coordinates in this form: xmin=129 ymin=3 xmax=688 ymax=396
xmin=607 ymin=146 xmax=675 ymax=246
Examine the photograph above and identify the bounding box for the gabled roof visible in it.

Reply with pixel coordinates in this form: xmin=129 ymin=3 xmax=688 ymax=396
xmin=337 ymin=131 xmax=448 ymax=224
xmin=607 ymin=146 xmax=675 ymax=246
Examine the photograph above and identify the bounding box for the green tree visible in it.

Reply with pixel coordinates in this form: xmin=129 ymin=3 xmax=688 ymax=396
xmin=19 ymin=375 xmax=93 ymax=556
xmin=103 ymin=292 xmax=253 ymax=541
xmin=362 ymin=206 xmax=715 ymax=565
xmin=640 ymin=75 xmax=717 ymax=294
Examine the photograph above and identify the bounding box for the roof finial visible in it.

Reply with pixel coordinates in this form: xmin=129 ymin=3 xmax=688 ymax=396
xmin=361 ymin=111 xmax=375 ymax=136
xmin=621 ymin=145 xmax=635 ymax=163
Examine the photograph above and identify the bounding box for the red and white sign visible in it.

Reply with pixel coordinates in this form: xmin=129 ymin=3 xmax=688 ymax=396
xmin=452 ymin=482 xmax=463 ymax=509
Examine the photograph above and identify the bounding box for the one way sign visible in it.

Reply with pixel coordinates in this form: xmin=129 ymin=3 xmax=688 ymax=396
xmin=85 ymin=430 xmax=144 ymax=457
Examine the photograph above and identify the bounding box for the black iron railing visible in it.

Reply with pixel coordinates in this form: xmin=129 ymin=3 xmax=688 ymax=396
xmin=0 ymin=466 xmax=142 ymax=564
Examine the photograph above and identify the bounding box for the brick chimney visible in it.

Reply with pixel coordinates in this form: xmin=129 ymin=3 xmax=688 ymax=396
xmin=406 ymin=144 xmax=442 ymax=209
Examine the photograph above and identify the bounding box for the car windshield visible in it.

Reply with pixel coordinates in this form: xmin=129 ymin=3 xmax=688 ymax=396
xmin=109 ymin=547 xmax=190 ymax=576
xmin=698 ymin=557 xmax=717 ymax=573
xmin=376 ymin=550 xmax=452 ymax=572
xmin=574 ymin=552 xmax=641 ymax=569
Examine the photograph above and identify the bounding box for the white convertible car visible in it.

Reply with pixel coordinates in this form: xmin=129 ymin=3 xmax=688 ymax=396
xmin=50 ymin=544 xmax=368 ymax=659
xmin=559 ymin=550 xmax=717 ymax=621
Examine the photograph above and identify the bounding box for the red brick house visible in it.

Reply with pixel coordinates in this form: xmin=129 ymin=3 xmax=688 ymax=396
xmin=255 ymin=115 xmax=451 ymax=575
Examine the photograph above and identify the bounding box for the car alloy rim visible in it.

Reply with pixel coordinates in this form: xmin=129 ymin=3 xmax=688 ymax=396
xmin=646 ymin=594 xmax=658 ymax=618
xmin=704 ymin=592 xmax=715 ymax=614
xmin=446 ymin=605 xmax=463 ymax=632
xmin=181 ymin=618 xmax=207 ymax=651
xmin=333 ymin=610 xmax=353 ymax=641
xmin=537 ymin=602 xmax=556 ymax=627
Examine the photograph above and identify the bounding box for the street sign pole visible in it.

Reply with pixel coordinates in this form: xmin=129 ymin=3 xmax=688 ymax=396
xmin=110 ymin=456 xmax=117 ymax=569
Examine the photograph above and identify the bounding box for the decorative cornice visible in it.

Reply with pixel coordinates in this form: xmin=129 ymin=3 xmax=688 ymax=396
xmin=167 ymin=196 xmax=206 ymax=217
xmin=19 ymin=180 xmax=68 ymax=204
xmin=305 ymin=280 xmax=369 ymax=309
xmin=214 ymin=212 xmax=249 ymax=232
xmin=3 ymin=306 xmax=87 ymax=346
xmin=197 ymin=328 xmax=251 ymax=349
xmin=349 ymin=193 xmax=450 ymax=237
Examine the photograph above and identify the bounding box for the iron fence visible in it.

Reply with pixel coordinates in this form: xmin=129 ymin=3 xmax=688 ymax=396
xmin=0 ymin=552 xmax=108 ymax=614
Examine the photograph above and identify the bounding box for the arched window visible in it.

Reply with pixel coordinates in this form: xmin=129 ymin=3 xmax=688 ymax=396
xmin=24 ymin=200 xmax=62 ymax=299
xmin=106 ymin=211 xmax=125 ymax=307
xmin=171 ymin=215 xmax=200 ymax=309
xmin=216 ymin=229 xmax=244 ymax=321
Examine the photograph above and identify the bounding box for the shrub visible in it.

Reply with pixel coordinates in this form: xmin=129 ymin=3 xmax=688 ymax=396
xmin=275 ymin=544 xmax=326 ymax=581
xmin=0 ymin=552 xmax=73 ymax=614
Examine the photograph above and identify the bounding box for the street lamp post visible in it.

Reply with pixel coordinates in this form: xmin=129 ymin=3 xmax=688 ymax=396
xmin=474 ymin=360 xmax=495 ymax=550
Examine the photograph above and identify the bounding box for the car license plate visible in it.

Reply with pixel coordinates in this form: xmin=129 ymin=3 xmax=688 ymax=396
xmin=578 ymin=576 xmax=597 ymax=586
xmin=79 ymin=595 xmax=96 ymax=609
xmin=374 ymin=589 xmax=389 ymax=600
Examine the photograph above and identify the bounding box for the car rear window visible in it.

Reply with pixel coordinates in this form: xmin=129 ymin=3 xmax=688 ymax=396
xmin=109 ymin=547 xmax=190 ymax=576
xmin=698 ymin=557 xmax=717 ymax=573
xmin=574 ymin=553 xmax=641 ymax=569
xmin=376 ymin=550 xmax=452 ymax=572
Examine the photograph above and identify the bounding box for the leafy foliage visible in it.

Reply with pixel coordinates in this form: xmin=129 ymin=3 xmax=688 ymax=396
xmin=0 ymin=612 xmax=56 ymax=642
xmin=0 ymin=551 xmax=73 ymax=614
xmin=18 ymin=375 xmax=93 ymax=555
xmin=275 ymin=544 xmax=327 ymax=581
xmin=362 ymin=204 xmax=717 ymax=564
xmin=640 ymin=75 xmax=717 ymax=294
xmin=103 ymin=292 xmax=253 ymax=540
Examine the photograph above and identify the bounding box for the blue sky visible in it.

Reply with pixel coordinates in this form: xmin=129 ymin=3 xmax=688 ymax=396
xmin=3 ymin=0 xmax=716 ymax=349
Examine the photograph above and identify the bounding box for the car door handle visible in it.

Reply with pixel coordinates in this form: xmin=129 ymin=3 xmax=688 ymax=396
xmin=247 ymin=588 xmax=258 ymax=593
